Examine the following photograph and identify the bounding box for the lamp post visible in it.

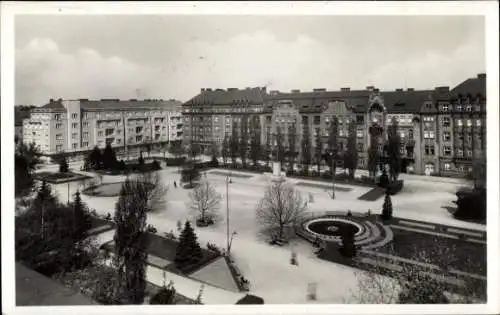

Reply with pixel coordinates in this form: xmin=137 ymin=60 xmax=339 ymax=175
xmin=226 ymin=174 xmax=230 ymax=254
xmin=329 ymin=151 xmax=335 ymax=199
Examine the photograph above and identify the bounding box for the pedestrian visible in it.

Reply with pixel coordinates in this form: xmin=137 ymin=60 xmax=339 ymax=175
xmin=174 ymin=181 xmax=177 ymax=188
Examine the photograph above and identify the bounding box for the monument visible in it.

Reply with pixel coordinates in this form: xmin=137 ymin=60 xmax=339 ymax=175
xmin=271 ymin=161 xmax=285 ymax=183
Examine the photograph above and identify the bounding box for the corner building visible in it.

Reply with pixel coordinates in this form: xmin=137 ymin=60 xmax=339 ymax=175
xmin=182 ymin=74 xmax=486 ymax=178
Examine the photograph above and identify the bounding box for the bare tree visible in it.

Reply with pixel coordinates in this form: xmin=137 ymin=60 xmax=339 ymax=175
xmin=256 ymin=180 xmax=308 ymax=240
xmin=347 ymin=243 xmax=485 ymax=304
xmin=135 ymin=172 xmax=169 ymax=212
xmin=187 ymin=180 xmax=222 ymax=226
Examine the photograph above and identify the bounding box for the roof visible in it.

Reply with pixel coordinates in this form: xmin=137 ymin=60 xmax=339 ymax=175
xmin=183 ymin=87 xmax=267 ymax=106
xmin=235 ymin=294 xmax=265 ymax=304
xmin=381 ymin=90 xmax=434 ymax=113
xmin=451 ymin=73 xmax=486 ymax=99
xmin=39 ymin=100 xmax=65 ymax=110
xmin=16 ymin=263 xmax=97 ymax=306
xmin=80 ymin=99 xmax=182 ymax=111
xmin=15 ymin=106 xmax=35 ymax=125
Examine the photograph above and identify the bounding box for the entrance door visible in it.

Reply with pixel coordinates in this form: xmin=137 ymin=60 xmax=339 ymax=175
xmin=424 ymin=163 xmax=435 ymax=176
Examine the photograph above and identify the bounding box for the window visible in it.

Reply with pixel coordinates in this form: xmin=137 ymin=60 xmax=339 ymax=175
xmin=56 ymin=123 xmax=63 ymax=129
xmin=357 ymin=143 xmax=364 ymax=151
xmin=467 ymin=135 xmax=472 ymax=143
xmin=82 ymin=121 xmax=89 ymax=128
xmin=430 ymin=146 xmax=435 ymax=155
xmin=424 ymin=131 xmax=434 ymax=139
xmin=409 ymin=129 xmax=414 ymax=139
xmin=72 ymin=123 xmax=78 ymax=129
xmin=476 ymin=119 xmax=482 ymax=127
xmin=54 ymin=114 xmax=61 ymax=120
xmin=400 ymin=131 xmax=405 ymax=139
xmin=444 ymin=163 xmax=451 ymax=170
xmin=82 ymin=141 xmax=89 ymax=147
xmin=456 ymin=119 xmax=463 ymax=127
xmin=424 ymin=116 xmax=434 ymax=122
xmin=117 ymin=129 xmax=122 ymax=134
xmin=444 ymin=146 xmax=451 ymax=156
xmin=466 ymin=105 xmax=472 ymax=111
xmin=466 ymin=119 xmax=472 ymax=127
xmin=116 ymin=139 xmax=121 ymax=145
xmin=71 ymin=113 xmax=78 ymax=119
xmin=105 ymin=128 xmax=114 ymax=136
xmin=467 ymin=150 xmax=473 ymax=158
xmin=136 ymin=135 xmax=143 ymax=142
xmin=442 ymin=104 xmax=449 ymax=111
xmin=56 ymin=134 xmax=63 ymax=140
xmin=56 ymin=145 xmax=63 ymax=152
xmin=72 ymin=143 xmax=77 ymax=149
xmin=98 ymin=131 xmax=103 ymax=137
xmin=136 ymin=126 xmax=143 ymax=133
xmin=314 ymin=116 xmax=320 ymax=124
xmin=425 ymin=145 xmax=435 ymax=156
xmin=71 ymin=133 xmax=78 ymax=139
xmin=442 ymin=117 xmax=450 ymax=127
xmin=443 ymin=132 xmax=451 ymax=141
xmin=456 ymin=105 xmax=462 ymax=111
xmin=357 ymin=130 xmax=364 ymax=138
xmin=456 ymin=149 xmax=463 ymax=157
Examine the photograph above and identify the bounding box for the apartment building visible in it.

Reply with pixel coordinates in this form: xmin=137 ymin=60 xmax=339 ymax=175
xmin=181 ymin=73 xmax=486 ymax=177
xmin=23 ymin=98 xmax=183 ymax=159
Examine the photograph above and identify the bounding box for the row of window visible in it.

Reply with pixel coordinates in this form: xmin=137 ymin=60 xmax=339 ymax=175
xmin=442 ymin=117 xmax=482 ymax=127
xmin=442 ymin=104 xmax=482 ymax=112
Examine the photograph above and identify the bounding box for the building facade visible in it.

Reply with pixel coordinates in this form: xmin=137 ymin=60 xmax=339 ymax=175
xmin=181 ymin=73 xmax=486 ymax=177
xmin=23 ymin=98 xmax=183 ymax=159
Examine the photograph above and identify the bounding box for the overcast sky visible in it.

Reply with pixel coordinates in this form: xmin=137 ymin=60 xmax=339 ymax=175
xmin=15 ymin=15 xmax=485 ymax=105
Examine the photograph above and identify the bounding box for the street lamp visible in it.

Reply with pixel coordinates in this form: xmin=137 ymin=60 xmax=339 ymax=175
xmin=228 ymin=231 xmax=237 ymax=253
xmin=329 ymin=151 xmax=335 ymax=199
xmin=226 ymin=175 xmax=230 ymax=254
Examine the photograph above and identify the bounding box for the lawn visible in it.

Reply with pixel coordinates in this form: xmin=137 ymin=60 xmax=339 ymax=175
xmin=82 ymin=182 xmax=155 ymax=197
xmin=295 ymin=181 xmax=353 ymax=192
xmin=101 ymin=232 xmax=220 ymax=276
xmin=35 ymin=171 xmax=92 ymax=184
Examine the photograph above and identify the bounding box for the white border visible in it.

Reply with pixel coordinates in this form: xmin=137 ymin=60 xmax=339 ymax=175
xmin=2 ymin=1 xmax=499 ymax=315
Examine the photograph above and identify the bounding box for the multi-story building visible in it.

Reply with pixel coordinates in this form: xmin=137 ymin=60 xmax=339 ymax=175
xmin=23 ymin=98 xmax=183 ymax=160
xmin=181 ymin=73 xmax=486 ymax=177
xmin=15 ymin=105 xmax=36 ymax=143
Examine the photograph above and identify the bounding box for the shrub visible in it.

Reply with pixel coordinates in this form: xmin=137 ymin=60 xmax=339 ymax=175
xmin=206 ymin=242 xmax=222 ymax=254
xmin=347 ymin=210 xmax=353 ymax=217
xmin=454 ymin=188 xmax=486 ymax=221
xmin=196 ymin=217 xmax=214 ymax=227
xmin=164 ymin=230 xmax=177 ymax=240
xmin=285 ymin=169 xmax=295 ymax=177
xmin=381 ymin=193 xmax=393 ymax=220
xmin=151 ymin=160 xmax=162 ymax=171
xmin=150 ymin=282 xmax=176 ymax=305
xmin=339 ymin=231 xmax=356 ymax=258
xmin=321 ymin=171 xmax=333 ymax=179
xmin=105 ymin=212 xmax=112 ymax=221
xmin=311 ymin=170 xmax=319 ymax=177
xmin=378 ymin=170 xmax=390 ymax=188
xmin=117 ymin=160 xmax=127 ymax=171
xmin=298 ymin=169 xmax=309 ymax=177
xmin=387 ymin=180 xmax=404 ymax=195
xmin=146 ymin=224 xmax=157 ymax=234
xmin=210 ymin=156 xmax=219 ymax=167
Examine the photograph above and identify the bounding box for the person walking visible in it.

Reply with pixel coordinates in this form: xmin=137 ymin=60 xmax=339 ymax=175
xmin=173 ymin=181 xmax=177 ymax=188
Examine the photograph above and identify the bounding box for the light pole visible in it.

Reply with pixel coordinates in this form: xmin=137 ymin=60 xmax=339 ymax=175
xmin=329 ymin=151 xmax=335 ymax=199
xmin=226 ymin=175 xmax=230 ymax=254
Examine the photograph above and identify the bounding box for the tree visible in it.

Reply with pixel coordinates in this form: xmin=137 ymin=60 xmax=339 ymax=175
xmin=368 ymin=135 xmax=380 ymax=181
xmin=112 ymin=179 xmax=149 ymax=304
xmin=138 ymin=151 xmax=145 ymax=168
xmin=249 ymin=117 xmax=262 ymax=167
xmin=181 ymin=164 xmax=201 ymax=188
xmin=71 ymin=190 xmax=93 ymax=242
xmin=287 ymin=123 xmax=297 ymax=173
xmin=58 ymin=154 xmax=69 ymax=173
xmin=344 ymin=119 xmax=358 ymax=179
xmin=340 ymin=230 xmax=356 ymax=258
xmin=87 ymin=146 xmax=103 ymax=170
xmin=300 ymin=132 xmax=312 ymax=171
xmin=134 ymin=171 xmax=169 ymax=212
xmin=150 ymin=282 xmax=176 ymax=304
xmin=175 ymin=221 xmax=202 ymax=267
xmin=387 ymin=118 xmax=402 ymax=183
xmin=314 ymin=128 xmax=323 ymax=175
xmin=190 ymin=143 xmax=201 ymax=161
xmin=471 ymin=158 xmax=486 ymax=190
xmin=239 ymin=115 xmax=249 ymax=167
xmin=256 ymin=180 xmax=308 ymax=240
xmin=187 ymin=180 xmax=221 ymax=226
xmin=230 ymin=122 xmax=239 ymax=167
xmin=275 ymin=126 xmax=285 ymax=170
xmin=15 ymin=142 xmax=41 ymax=197
xmin=381 ymin=193 xmax=393 ymax=220
xmin=103 ymin=143 xmax=118 ymax=170
xmin=325 ymin=116 xmax=339 ymax=174
xmin=209 ymin=141 xmax=219 ymax=165
xmin=221 ymin=136 xmax=230 ymax=167
xmin=168 ymin=140 xmax=184 ymax=159
xmin=348 ymin=245 xmax=483 ymax=304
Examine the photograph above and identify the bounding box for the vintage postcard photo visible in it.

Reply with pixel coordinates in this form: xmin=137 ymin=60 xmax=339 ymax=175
xmin=1 ymin=2 xmax=499 ymax=315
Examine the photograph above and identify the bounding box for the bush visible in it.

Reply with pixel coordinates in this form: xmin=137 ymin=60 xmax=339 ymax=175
xmin=378 ymin=170 xmax=390 ymax=188
xmin=347 ymin=210 xmax=352 ymax=217
xmin=454 ymin=188 xmax=486 ymax=221
xmin=151 ymin=160 xmax=162 ymax=171
xmin=117 ymin=160 xmax=127 ymax=171
xmin=164 ymin=230 xmax=177 ymax=240
xmin=321 ymin=171 xmax=333 ymax=180
xmin=339 ymin=231 xmax=356 ymax=258
xmin=150 ymin=282 xmax=176 ymax=305
xmin=387 ymin=180 xmax=404 ymax=195
xmin=381 ymin=193 xmax=393 ymax=220
xmin=165 ymin=157 xmax=186 ymax=166
xmin=210 ymin=156 xmax=219 ymax=167
xmin=105 ymin=213 xmax=112 ymax=221
xmin=196 ymin=217 xmax=214 ymax=227
xmin=206 ymin=242 xmax=222 ymax=254
xmin=311 ymin=170 xmax=319 ymax=177
xmin=285 ymin=169 xmax=295 ymax=177
xmin=146 ymin=224 xmax=157 ymax=234
xmin=298 ymin=169 xmax=309 ymax=177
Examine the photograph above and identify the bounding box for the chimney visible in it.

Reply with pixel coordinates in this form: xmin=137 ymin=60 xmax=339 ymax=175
xmin=366 ymin=86 xmax=374 ymax=91
xmin=206 ymin=88 xmax=212 ymax=92
xmin=58 ymin=98 xmax=62 ymax=101
xmin=270 ymin=90 xmax=280 ymax=95
xmin=129 ymin=99 xmax=137 ymax=101
xmin=407 ymin=88 xmax=414 ymax=91
xmin=395 ymin=88 xmax=403 ymax=92
xmin=477 ymin=73 xmax=486 ymax=79
xmin=340 ymin=87 xmax=350 ymax=92
xmin=291 ymin=89 xmax=301 ymax=93
xmin=261 ymin=87 xmax=267 ymax=93
xmin=313 ymin=88 xmax=326 ymax=92
xmin=374 ymin=88 xmax=380 ymax=93
xmin=49 ymin=98 xmax=54 ymax=102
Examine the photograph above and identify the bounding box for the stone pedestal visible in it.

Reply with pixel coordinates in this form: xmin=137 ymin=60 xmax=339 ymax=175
xmin=272 ymin=162 xmax=285 ymax=182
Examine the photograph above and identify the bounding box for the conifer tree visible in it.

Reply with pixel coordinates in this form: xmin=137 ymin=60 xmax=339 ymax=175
xmin=58 ymin=154 xmax=69 ymax=173
xmin=72 ymin=190 xmax=92 ymax=242
xmin=150 ymin=281 xmax=176 ymax=304
xmin=174 ymin=221 xmax=202 ymax=268
xmin=113 ymin=179 xmax=148 ymax=304
xmin=382 ymin=192 xmax=393 ymax=220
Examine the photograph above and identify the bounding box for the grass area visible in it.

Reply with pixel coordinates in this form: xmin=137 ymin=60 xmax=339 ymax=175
xmin=295 ymin=181 xmax=353 ymax=192
xmin=102 ymin=232 xmax=220 ymax=276
xmin=35 ymin=172 xmax=92 ymax=184
xmin=209 ymin=171 xmax=253 ymax=179
xmin=82 ymin=182 xmax=155 ymax=197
